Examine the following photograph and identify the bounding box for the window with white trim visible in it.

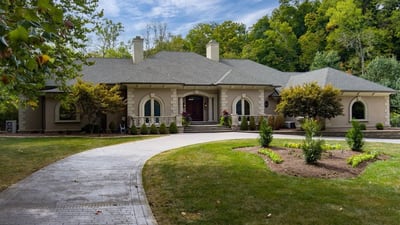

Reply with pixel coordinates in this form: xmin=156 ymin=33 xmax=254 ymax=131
xmin=351 ymin=100 xmax=367 ymax=120
xmin=55 ymin=103 xmax=80 ymax=123
xmin=140 ymin=94 xmax=164 ymax=124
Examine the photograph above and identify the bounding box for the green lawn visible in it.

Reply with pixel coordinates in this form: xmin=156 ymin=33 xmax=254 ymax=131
xmin=0 ymin=136 xmax=155 ymax=191
xmin=143 ymin=139 xmax=400 ymax=225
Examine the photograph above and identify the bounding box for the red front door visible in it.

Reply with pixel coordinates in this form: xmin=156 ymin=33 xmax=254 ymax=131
xmin=185 ymin=95 xmax=203 ymax=121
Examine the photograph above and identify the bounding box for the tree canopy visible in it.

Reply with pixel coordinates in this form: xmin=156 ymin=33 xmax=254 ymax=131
xmin=0 ymin=0 xmax=102 ymax=108
xmin=276 ymin=82 xmax=343 ymax=120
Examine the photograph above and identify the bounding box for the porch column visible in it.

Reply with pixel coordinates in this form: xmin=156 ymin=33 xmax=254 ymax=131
xmin=179 ymin=97 xmax=184 ymax=114
xmin=213 ymin=96 xmax=218 ymax=121
xmin=208 ymin=97 xmax=213 ymax=121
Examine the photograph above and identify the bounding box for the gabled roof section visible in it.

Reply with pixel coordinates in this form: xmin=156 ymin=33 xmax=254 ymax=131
xmin=286 ymin=67 xmax=395 ymax=93
xmin=218 ymin=59 xmax=290 ymax=86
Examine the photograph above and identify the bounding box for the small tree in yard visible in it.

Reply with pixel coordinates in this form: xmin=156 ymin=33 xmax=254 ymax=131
xmin=259 ymin=119 xmax=273 ymax=147
xmin=65 ymin=79 xmax=125 ymax=134
xmin=301 ymin=118 xmax=324 ymax=164
xmin=276 ymin=82 xmax=343 ymax=124
xmin=346 ymin=121 xmax=364 ymax=151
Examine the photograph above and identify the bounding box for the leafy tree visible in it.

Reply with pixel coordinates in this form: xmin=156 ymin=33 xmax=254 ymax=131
xmin=95 ymin=18 xmax=124 ymax=57
xmin=276 ymin=82 xmax=343 ymax=120
xmin=186 ymin=23 xmax=216 ymax=56
xmin=362 ymin=56 xmax=400 ymax=112
xmin=0 ymin=0 xmax=102 ymax=108
xmin=310 ymin=50 xmax=341 ymax=70
xmin=65 ymin=79 xmax=125 ymax=133
xmin=213 ymin=21 xmax=246 ymax=58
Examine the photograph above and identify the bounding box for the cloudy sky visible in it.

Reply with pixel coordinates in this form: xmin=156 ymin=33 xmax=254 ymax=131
xmin=96 ymin=0 xmax=279 ymax=44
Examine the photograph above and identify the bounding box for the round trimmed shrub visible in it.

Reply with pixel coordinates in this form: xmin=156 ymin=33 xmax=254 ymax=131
xmin=140 ymin=124 xmax=148 ymax=135
xmin=130 ymin=124 xmax=138 ymax=135
xmin=150 ymin=124 xmax=158 ymax=134
xmin=169 ymin=122 xmax=178 ymax=134
xmin=159 ymin=123 xmax=168 ymax=134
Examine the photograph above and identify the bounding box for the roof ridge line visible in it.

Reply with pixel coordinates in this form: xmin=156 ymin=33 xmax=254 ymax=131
xmin=214 ymin=69 xmax=232 ymax=85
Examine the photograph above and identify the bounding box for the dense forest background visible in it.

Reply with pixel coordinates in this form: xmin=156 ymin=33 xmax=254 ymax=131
xmin=96 ymin=0 xmax=399 ymax=75
xmin=94 ymin=0 xmax=400 ymax=113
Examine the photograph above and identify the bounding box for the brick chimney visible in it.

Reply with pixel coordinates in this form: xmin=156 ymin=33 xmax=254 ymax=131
xmin=132 ymin=36 xmax=144 ymax=64
xmin=206 ymin=40 xmax=219 ymax=62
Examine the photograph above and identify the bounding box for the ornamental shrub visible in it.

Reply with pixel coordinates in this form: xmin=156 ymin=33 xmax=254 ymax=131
xmin=169 ymin=122 xmax=178 ymax=134
xmin=159 ymin=123 xmax=168 ymax=134
xmin=130 ymin=124 xmax=138 ymax=135
xmin=150 ymin=124 xmax=158 ymax=134
xmin=140 ymin=124 xmax=148 ymax=135
xmin=359 ymin=123 xmax=366 ymax=130
xmin=301 ymin=118 xmax=324 ymax=164
xmin=376 ymin=122 xmax=384 ymax=130
xmin=259 ymin=119 xmax=273 ymax=147
xmin=240 ymin=116 xmax=249 ymax=130
xmin=249 ymin=116 xmax=256 ymax=130
xmin=258 ymin=148 xmax=283 ymax=164
xmin=346 ymin=121 xmax=364 ymax=151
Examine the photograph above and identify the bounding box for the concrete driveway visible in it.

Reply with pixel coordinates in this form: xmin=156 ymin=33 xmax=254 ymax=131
xmin=0 ymin=133 xmax=398 ymax=225
xmin=0 ymin=133 xmax=259 ymax=225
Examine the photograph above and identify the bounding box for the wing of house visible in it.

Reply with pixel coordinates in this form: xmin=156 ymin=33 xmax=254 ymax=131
xmin=18 ymin=37 xmax=395 ymax=133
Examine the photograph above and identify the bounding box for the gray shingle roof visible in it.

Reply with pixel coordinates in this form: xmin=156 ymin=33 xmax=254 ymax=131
xmin=286 ymin=68 xmax=395 ymax=93
xmin=79 ymin=52 xmax=395 ymax=93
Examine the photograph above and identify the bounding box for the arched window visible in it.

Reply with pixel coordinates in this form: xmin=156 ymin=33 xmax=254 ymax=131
xmin=352 ymin=101 xmax=365 ymax=120
xmin=350 ymin=98 xmax=368 ymax=120
xmin=55 ymin=103 xmax=80 ymax=123
xmin=236 ymin=99 xmax=250 ymax=115
xmin=140 ymin=94 xmax=164 ymax=124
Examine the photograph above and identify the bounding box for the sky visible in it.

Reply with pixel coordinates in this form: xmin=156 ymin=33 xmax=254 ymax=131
xmin=96 ymin=0 xmax=280 ymax=45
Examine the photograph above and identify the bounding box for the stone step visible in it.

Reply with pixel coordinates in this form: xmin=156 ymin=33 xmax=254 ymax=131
xmin=184 ymin=125 xmax=232 ymax=133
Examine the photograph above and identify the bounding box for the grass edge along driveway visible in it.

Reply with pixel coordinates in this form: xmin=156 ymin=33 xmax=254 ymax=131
xmin=143 ymin=138 xmax=400 ymax=225
xmin=0 ymin=136 xmax=156 ymax=191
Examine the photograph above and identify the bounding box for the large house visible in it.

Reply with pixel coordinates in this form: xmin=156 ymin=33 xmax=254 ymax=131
xmin=18 ymin=37 xmax=395 ymax=133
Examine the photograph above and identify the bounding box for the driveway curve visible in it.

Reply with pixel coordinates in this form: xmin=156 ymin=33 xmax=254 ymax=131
xmin=1 ymin=133 xmax=398 ymax=225
xmin=0 ymin=132 xmax=259 ymax=225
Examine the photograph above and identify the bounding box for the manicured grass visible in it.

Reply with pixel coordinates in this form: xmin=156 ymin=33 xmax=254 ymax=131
xmin=143 ymin=139 xmax=400 ymax=225
xmin=0 ymin=136 xmax=155 ymax=191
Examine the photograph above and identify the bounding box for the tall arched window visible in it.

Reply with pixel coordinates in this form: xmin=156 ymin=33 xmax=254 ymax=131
xmin=236 ymin=99 xmax=250 ymax=115
xmin=352 ymin=101 xmax=365 ymax=120
xmin=140 ymin=94 xmax=164 ymax=124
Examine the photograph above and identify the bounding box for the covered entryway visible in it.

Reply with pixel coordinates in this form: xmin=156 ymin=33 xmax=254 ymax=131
xmin=185 ymin=95 xmax=203 ymax=121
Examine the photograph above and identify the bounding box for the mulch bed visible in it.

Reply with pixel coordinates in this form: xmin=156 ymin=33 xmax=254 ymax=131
xmin=236 ymin=146 xmax=389 ymax=179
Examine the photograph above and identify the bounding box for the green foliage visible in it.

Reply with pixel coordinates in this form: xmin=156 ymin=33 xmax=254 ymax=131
xmin=346 ymin=121 xmax=365 ymax=151
xmin=276 ymin=82 xmax=343 ymax=120
xmin=0 ymin=0 xmax=102 ymax=108
xmin=359 ymin=123 xmax=367 ymax=130
xmin=310 ymin=51 xmax=341 ymax=70
xmin=267 ymin=115 xmax=284 ymax=130
xmin=240 ymin=117 xmax=249 ymax=130
xmin=130 ymin=124 xmax=138 ymax=135
xmin=64 ymin=79 xmax=125 ymax=134
xmin=258 ymin=148 xmax=283 ymax=164
xmin=363 ymin=56 xmax=400 ymax=112
xmin=322 ymin=143 xmax=343 ymax=151
xmin=390 ymin=112 xmax=400 ymax=127
xmin=376 ymin=123 xmax=384 ymax=130
xmin=249 ymin=116 xmax=256 ymax=130
xmin=149 ymin=124 xmax=158 ymax=134
xmin=347 ymin=152 xmax=378 ymax=168
xmin=140 ymin=124 xmax=148 ymax=135
xmin=259 ymin=119 xmax=273 ymax=147
xmin=169 ymin=122 xmax=178 ymax=134
xmin=159 ymin=123 xmax=168 ymax=134
xmin=284 ymin=142 xmax=303 ymax=149
xmin=301 ymin=118 xmax=324 ymax=164
xmin=95 ymin=18 xmax=124 ymax=57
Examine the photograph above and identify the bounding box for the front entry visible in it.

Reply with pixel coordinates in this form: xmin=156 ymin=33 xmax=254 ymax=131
xmin=185 ymin=95 xmax=203 ymax=121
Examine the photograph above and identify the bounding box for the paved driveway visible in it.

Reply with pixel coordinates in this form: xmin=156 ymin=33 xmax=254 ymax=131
xmin=0 ymin=133 xmax=259 ymax=225
xmin=1 ymin=133 xmax=398 ymax=225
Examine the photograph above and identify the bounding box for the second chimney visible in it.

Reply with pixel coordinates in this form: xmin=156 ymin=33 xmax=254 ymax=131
xmin=206 ymin=40 xmax=219 ymax=62
xmin=132 ymin=36 xmax=144 ymax=64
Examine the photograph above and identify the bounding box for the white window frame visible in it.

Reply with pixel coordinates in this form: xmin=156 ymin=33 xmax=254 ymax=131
xmin=349 ymin=97 xmax=368 ymax=122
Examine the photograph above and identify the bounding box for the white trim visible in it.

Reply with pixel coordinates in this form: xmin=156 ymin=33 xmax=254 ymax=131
xmin=232 ymin=95 xmax=253 ymax=115
xmin=349 ymin=97 xmax=368 ymax=122
xmin=138 ymin=94 xmax=165 ymax=117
